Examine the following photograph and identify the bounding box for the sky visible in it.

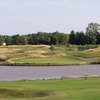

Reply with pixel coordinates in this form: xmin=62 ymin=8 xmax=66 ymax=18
xmin=0 ymin=0 xmax=100 ymax=35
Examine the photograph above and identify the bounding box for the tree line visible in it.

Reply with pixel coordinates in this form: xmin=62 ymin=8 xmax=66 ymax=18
xmin=69 ymin=23 xmax=100 ymax=45
xmin=0 ymin=22 xmax=100 ymax=45
xmin=0 ymin=31 xmax=68 ymax=45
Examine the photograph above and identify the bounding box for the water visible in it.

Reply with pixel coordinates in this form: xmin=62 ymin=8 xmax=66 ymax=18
xmin=0 ymin=65 xmax=100 ymax=81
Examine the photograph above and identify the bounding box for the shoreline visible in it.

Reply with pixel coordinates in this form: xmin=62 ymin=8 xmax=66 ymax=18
xmin=0 ymin=60 xmax=100 ymax=66
xmin=2 ymin=61 xmax=90 ymax=66
xmin=0 ymin=75 xmax=100 ymax=82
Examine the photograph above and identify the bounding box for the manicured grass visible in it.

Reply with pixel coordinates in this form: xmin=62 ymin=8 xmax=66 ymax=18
xmin=14 ymin=57 xmax=81 ymax=63
xmin=0 ymin=79 xmax=100 ymax=100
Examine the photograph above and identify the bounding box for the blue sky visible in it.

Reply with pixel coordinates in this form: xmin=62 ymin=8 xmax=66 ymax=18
xmin=0 ymin=0 xmax=100 ymax=35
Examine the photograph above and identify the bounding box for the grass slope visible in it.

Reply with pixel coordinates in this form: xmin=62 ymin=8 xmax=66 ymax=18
xmin=0 ymin=45 xmax=100 ymax=65
xmin=0 ymin=79 xmax=100 ymax=100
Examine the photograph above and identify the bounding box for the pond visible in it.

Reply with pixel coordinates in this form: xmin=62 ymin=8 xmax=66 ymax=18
xmin=0 ymin=65 xmax=100 ymax=81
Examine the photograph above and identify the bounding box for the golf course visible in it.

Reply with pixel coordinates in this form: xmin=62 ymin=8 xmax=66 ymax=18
xmin=0 ymin=0 xmax=100 ymax=99
xmin=0 ymin=79 xmax=100 ymax=100
xmin=0 ymin=45 xmax=100 ymax=66
xmin=0 ymin=45 xmax=100 ymax=99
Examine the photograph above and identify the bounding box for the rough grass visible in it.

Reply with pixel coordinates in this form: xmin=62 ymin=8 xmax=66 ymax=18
xmin=0 ymin=79 xmax=100 ymax=100
xmin=0 ymin=45 xmax=100 ymax=66
xmin=0 ymin=88 xmax=51 ymax=98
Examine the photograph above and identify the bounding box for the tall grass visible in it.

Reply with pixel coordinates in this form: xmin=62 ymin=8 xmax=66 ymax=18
xmin=0 ymin=45 xmax=100 ymax=66
xmin=0 ymin=88 xmax=51 ymax=98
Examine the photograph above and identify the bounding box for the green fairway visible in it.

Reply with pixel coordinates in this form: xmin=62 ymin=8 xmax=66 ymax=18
xmin=0 ymin=79 xmax=100 ymax=100
xmin=14 ymin=57 xmax=81 ymax=63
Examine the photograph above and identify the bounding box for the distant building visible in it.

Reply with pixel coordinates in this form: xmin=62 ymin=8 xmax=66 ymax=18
xmin=3 ymin=43 xmax=6 ymax=46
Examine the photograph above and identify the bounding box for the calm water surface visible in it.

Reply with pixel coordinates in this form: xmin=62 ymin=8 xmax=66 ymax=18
xmin=0 ymin=65 xmax=100 ymax=81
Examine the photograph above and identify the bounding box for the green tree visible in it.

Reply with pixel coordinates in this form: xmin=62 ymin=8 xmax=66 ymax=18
xmin=12 ymin=34 xmax=20 ymax=45
xmin=4 ymin=36 xmax=12 ymax=45
xmin=50 ymin=32 xmax=59 ymax=45
xmin=69 ymin=30 xmax=76 ymax=44
xmin=50 ymin=35 xmax=58 ymax=45
xmin=91 ymin=35 xmax=97 ymax=45
xmin=75 ymin=32 xmax=85 ymax=45
xmin=57 ymin=33 xmax=68 ymax=45
xmin=85 ymin=35 xmax=97 ymax=45
xmin=86 ymin=22 xmax=100 ymax=36
xmin=96 ymin=33 xmax=100 ymax=44
xmin=28 ymin=34 xmax=37 ymax=45
xmin=19 ymin=35 xmax=28 ymax=45
xmin=0 ymin=36 xmax=5 ymax=45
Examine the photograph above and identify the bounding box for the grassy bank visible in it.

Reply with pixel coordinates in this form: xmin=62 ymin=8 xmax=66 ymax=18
xmin=0 ymin=79 xmax=100 ymax=100
xmin=0 ymin=45 xmax=100 ymax=66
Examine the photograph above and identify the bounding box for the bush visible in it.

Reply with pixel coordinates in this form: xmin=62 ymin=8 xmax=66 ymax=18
xmin=77 ymin=45 xmax=98 ymax=50
xmin=49 ymin=45 xmax=55 ymax=51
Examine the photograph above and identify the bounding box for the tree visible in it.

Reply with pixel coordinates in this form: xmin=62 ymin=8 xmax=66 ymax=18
xmin=85 ymin=35 xmax=97 ymax=45
xmin=0 ymin=36 xmax=5 ymax=45
xmin=75 ymin=32 xmax=85 ymax=45
xmin=57 ymin=33 xmax=68 ymax=45
xmin=50 ymin=32 xmax=59 ymax=45
xmin=12 ymin=34 xmax=20 ymax=45
xmin=28 ymin=34 xmax=37 ymax=45
xmin=69 ymin=30 xmax=76 ymax=44
xmin=36 ymin=32 xmax=50 ymax=45
xmin=4 ymin=36 xmax=12 ymax=45
xmin=19 ymin=35 xmax=28 ymax=45
xmin=96 ymin=33 xmax=100 ymax=44
xmin=50 ymin=35 xmax=58 ymax=45
xmin=86 ymin=22 xmax=100 ymax=36
xmin=91 ymin=35 xmax=97 ymax=45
